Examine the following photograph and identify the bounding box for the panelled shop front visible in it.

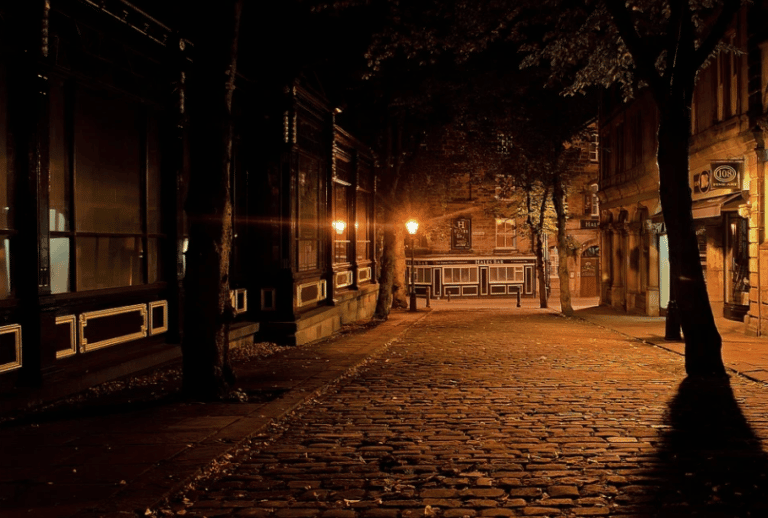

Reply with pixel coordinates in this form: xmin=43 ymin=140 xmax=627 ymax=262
xmin=0 ymin=2 xmax=378 ymax=405
xmin=409 ymin=256 xmax=537 ymax=299
xmin=690 ymin=160 xmax=750 ymax=322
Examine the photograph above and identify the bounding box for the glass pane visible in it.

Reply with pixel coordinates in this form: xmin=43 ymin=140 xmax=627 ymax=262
xmin=298 ymin=154 xmax=320 ymax=269
xmin=514 ymin=267 xmax=525 ymax=281
xmin=0 ymin=61 xmax=12 ymax=231
xmin=74 ymin=88 xmax=141 ymax=233
xmin=147 ymin=112 xmax=162 ymax=234
xmin=77 ymin=236 xmax=143 ymax=291
xmin=356 ymin=191 xmax=370 ymax=261
xmin=298 ymin=240 xmax=318 ymax=271
xmin=148 ymin=237 xmax=162 ymax=284
xmin=334 ymin=184 xmax=349 ymax=264
xmin=0 ymin=238 xmax=10 ymax=298
xmin=49 ymin=80 xmax=70 ymax=231
xmin=471 ymin=268 xmax=477 ymax=282
xmin=461 ymin=268 xmax=469 ymax=283
xmin=50 ymin=237 xmax=70 ymax=294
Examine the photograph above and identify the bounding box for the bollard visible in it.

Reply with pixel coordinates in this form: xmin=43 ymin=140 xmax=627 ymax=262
xmin=665 ymin=300 xmax=682 ymax=341
xmin=447 ymin=291 xmax=451 ymax=302
xmin=516 ymin=288 xmax=521 ymax=308
xmin=426 ymin=286 xmax=431 ymax=308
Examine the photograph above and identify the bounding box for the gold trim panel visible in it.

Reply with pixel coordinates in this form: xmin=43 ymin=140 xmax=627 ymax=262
xmin=55 ymin=315 xmax=78 ymax=359
xmin=80 ymin=304 xmax=148 ymax=352
xmin=357 ymin=267 xmax=371 ymax=283
xmin=230 ymin=289 xmax=248 ymax=315
xmin=335 ymin=270 xmax=353 ymax=289
xmin=0 ymin=324 xmax=22 ymax=373
xmin=297 ymin=279 xmax=327 ymax=308
xmin=149 ymin=300 xmax=168 ymax=336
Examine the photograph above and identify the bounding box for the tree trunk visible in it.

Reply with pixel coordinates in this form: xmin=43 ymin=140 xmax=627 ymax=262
xmin=552 ymin=172 xmax=573 ymax=316
xmin=535 ymin=188 xmax=549 ymax=308
xmin=181 ymin=0 xmax=243 ymax=400
xmin=373 ymin=115 xmax=407 ymax=319
xmin=657 ymin=93 xmax=725 ymax=377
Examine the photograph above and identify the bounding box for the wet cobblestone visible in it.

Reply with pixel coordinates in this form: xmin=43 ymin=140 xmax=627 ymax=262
xmin=165 ymin=308 xmax=768 ymax=517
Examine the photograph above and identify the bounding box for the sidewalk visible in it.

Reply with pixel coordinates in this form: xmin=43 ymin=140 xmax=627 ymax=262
xmin=2 ymin=298 xmax=768 ymax=518
xmin=571 ymin=301 xmax=768 ymax=385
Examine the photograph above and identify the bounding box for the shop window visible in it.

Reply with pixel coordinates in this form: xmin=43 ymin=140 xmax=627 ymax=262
xmin=298 ymin=153 xmax=321 ymax=271
xmin=495 ymin=219 xmax=516 ymax=249
xmin=333 ymin=181 xmax=351 ymax=264
xmin=356 ymin=191 xmax=371 ymax=262
xmin=48 ymin=84 xmax=164 ymax=292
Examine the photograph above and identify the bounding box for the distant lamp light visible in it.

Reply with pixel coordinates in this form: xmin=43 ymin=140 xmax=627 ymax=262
xmin=406 ymin=219 xmax=419 ymax=235
xmin=406 ymin=219 xmax=419 ymax=312
xmin=332 ymin=220 xmax=346 ymax=235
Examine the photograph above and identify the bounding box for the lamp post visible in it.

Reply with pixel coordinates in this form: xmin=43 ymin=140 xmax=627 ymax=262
xmin=406 ymin=219 xmax=419 ymax=312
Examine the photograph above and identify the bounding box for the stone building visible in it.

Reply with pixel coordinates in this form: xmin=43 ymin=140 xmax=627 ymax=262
xmin=406 ymin=129 xmax=599 ymax=301
xmin=598 ymin=1 xmax=768 ymax=331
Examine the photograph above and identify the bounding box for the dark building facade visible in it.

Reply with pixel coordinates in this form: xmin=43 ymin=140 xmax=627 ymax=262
xmin=0 ymin=2 xmax=377 ymax=405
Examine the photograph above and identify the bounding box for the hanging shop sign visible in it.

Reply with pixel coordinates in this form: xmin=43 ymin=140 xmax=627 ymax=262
xmin=693 ymin=160 xmax=743 ymax=196
xmin=451 ymin=218 xmax=472 ymax=250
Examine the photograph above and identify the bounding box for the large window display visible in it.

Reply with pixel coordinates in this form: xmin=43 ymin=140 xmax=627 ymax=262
xmin=49 ymin=83 xmax=163 ymax=293
xmin=298 ymin=153 xmax=321 ymax=271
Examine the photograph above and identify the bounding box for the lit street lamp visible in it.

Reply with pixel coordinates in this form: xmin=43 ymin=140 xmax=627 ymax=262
xmin=406 ymin=219 xmax=419 ymax=312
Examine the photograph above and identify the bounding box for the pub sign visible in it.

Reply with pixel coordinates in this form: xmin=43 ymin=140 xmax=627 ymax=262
xmin=451 ymin=218 xmax=472 ymax=250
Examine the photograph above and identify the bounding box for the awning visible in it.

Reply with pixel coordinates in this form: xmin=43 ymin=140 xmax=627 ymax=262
xmin=691 ymin=192 xmax=746 ymax=219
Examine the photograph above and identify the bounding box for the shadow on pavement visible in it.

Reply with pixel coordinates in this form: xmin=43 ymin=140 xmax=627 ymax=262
xmin=637 ymin=376 xmax=768 ymax=516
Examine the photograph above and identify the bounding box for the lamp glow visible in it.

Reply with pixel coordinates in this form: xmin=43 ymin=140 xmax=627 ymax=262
xmin=332 ymin=220 xmax=346 ymax=235
xmin=406 ymin=219 xmax=419 ymax=235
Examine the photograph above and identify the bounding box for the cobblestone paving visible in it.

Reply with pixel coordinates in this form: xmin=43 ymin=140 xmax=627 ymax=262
xmin=165 ymin=309 xmax=768 ymax=517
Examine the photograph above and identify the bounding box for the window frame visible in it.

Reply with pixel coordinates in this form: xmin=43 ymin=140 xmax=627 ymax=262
xmin=495 ymin=218 xmax=517 ymax=249
xmin=47 ymin=80 xmax=166 ymax=293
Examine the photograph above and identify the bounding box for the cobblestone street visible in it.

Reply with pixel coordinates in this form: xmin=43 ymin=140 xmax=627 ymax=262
xmin=166 ymin=306 xmax=768 ymax=517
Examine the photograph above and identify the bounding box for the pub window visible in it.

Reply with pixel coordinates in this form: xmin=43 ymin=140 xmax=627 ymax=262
xmin=48 ymin=83 xmax=164 ymax=293
xmin=0 ymin=59 xmax=12 ymax=299
xmin=489 ymin=266 xmax=525 ymax=283
xmin=298 ymin=153 xmax=321 ymax=271
xmin=443 ymin=266 xmax=477 ymax=284
xmin=406 ymin=266 xmax=432 ymax=284
xmin=356 ymin=190 xmax=371 ymax=262
xmin=495 ymin=219 xmax=516 ymax=249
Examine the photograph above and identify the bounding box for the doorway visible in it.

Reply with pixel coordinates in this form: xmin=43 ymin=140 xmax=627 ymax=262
xmin=580 ymin=246 xmax=599 ymax=297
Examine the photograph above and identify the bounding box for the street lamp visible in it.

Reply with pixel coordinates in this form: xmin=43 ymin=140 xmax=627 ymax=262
xmin=406 ymin=219 xmax=419 ymax=312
